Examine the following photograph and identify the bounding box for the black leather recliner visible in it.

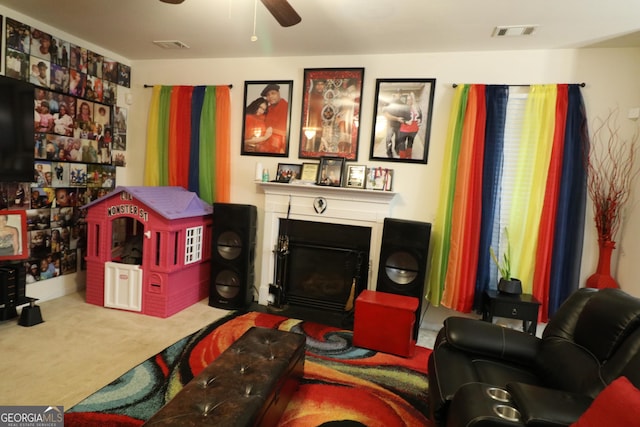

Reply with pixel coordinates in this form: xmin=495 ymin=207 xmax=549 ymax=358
xmin=428 ymin=288 xmax=640 ymax=427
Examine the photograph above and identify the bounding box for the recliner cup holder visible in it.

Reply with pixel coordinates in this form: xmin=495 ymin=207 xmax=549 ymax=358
xmin=485 ymin=387 xmax=511 ymax=402
xmin=493 ymin=404 xmax=521 ymax=422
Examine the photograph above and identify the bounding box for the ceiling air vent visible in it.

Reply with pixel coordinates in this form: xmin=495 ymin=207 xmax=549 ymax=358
xmin=492 ymin=25 xmax=538 ymax=37
xmin=153 ymin=40 xmax=190 ymax=49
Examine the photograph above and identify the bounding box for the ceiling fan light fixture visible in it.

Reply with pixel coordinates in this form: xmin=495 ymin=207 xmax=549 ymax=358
xmin=251 ymin=0 xmax=259 ymax=41
xmin=492 ymin=25 xmax=538 ymax=37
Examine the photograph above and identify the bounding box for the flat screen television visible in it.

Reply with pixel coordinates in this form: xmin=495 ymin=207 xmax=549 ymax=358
xmin=0 ymin=74 xmax=35 ymax=183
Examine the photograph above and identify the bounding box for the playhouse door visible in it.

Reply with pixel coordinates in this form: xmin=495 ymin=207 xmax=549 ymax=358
xmin=104 ymin=261 xmax=143 ymax=312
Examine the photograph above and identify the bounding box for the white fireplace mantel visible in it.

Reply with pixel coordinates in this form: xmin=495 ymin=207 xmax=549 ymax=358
xmin=257 ymin=182 xmax=396 ymax=305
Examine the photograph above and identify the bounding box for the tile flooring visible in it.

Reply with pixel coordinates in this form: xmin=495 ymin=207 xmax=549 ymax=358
xmin=416 ymin=302 xmax=547 ymax=349
xmin=416 ymin=302 xmax=479 ymax=348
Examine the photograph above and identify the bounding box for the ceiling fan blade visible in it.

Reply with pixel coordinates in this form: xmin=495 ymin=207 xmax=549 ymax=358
xmin=260 ymin=0 xmax=302 ymax=27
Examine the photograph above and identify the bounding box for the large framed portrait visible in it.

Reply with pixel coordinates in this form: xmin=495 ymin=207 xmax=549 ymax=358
xmin=299 ymin=68 xmax=364 ymax=161
xmin=0 ymin=211 xmax=28 ymax=261
xmin=241 ymin=80 xmax=293 ymax=157
xmin=369 ymin=78 xmax=436 ymax=164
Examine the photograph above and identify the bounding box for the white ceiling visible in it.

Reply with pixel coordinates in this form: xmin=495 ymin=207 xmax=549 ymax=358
xmin=1 ymin=0 xmax=640 ymax=61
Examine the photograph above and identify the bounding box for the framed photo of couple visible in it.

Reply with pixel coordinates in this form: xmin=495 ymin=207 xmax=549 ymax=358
xmin=299 ymin=68 xmax=365 ymax=161
xmin=369 ymin=78 xmax=436 ymax=164
xmin=241 ymin=80 xmax=293 ymax=157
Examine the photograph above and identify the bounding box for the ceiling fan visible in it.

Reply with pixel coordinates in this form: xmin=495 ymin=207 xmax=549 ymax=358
xmin=159 ymin=0 xmax=302 ymax=27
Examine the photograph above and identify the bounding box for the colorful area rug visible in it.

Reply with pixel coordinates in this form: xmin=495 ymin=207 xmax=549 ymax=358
xmin=65 ymin=311 xmax=432 ymax=426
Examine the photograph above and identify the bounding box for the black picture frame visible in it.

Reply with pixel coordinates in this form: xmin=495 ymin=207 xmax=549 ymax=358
xmin=241 ymin=80 xmax=293 ymax=157
xmin=369 ymin=78 xmax=436 ymax=164
xmin=276 ymin=163 xmax=302 ymax=182
xmin=316 ymin=156 xmax=345 ymax=187
xmin=299 ymin=68 xmax=364 ymax=161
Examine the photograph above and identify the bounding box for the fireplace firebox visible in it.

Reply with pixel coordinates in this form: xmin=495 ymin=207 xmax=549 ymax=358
xmin=271 ymin=219 xmax=370 ymax=313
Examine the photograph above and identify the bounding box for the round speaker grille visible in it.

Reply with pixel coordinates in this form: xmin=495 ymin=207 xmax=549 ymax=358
xmin=215 ymin=269 xmax=240 ymax=299
xmin=216 ymin=231 xmax=242 ymax=260
xmin=385 ymin=251 xmax=419 ymax=285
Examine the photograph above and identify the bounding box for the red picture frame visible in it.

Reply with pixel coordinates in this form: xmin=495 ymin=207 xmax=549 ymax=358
xmin=299 ymin=68 xmax=364 ymax=161
xmin=0 ymin=210 xmax=29 ymax=261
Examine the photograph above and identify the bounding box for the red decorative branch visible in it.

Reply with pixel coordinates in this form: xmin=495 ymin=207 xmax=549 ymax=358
xmin=586 ymin=108 xmax=639 ymax=242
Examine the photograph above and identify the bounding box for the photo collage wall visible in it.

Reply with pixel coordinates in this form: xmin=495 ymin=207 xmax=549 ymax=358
xmin=1 ymin=16 xmax=131 ymax=283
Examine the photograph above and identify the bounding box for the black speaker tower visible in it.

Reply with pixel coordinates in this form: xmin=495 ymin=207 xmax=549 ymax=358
xmin=376 ymin=218 xmax=432 ymax=339
xmin=209 ymin=203 xmax=257 ymax=310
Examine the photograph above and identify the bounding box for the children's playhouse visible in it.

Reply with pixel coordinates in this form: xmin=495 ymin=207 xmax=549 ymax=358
xmin=84 ymin=186 xmax=213 ymax=317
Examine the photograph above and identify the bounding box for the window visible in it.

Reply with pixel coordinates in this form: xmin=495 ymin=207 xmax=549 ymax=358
xmin=184 ymin=226 xmax=203 ymax=264
xmin=496 ymin=92 xmax=528 ymax=250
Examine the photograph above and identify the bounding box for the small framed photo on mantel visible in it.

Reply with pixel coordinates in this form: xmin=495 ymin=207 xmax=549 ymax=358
xmin=275 ymin=163 xmax=302 ymax=183
xmin=299 ymin=162 xmax=319 ymax=183
xmin=367 ymin=167 xmax=394 ymax=191
xmin=345 ymin=164 xmax=366 ymax=189
xmin=316 ymin=156 xmax=345 ymax=187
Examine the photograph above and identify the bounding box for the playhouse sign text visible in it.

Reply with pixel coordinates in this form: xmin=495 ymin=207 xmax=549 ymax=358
xmin=106 ymin=192 xmax=149 ymax=222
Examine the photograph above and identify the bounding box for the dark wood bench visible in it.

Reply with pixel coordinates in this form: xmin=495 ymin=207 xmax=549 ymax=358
xmin=144 ymin=326 xmax=306 ymax=426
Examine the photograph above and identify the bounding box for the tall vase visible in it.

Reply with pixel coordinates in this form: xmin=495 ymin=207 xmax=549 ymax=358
xmin=585 ymin=239 xmax=618 ymax=289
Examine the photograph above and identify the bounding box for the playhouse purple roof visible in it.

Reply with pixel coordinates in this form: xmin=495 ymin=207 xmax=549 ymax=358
xmin=84 ymin=186 xmax=213 ymax=220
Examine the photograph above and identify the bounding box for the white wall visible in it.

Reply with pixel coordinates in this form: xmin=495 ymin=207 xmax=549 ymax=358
xmin=126 ymin=48 xmax=640 ymax=300
xmin=4 ymin=2 xmax=639 ymax=302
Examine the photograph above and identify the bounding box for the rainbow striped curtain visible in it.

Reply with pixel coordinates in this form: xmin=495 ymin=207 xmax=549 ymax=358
xmin=143 ymin=85 xmax=231 ymax=204
xmin=427 ymin=84 xmax=588 ymax=321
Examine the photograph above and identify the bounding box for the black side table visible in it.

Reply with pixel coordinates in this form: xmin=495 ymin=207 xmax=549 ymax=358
xmin=482 ymin=290 xmax=541 ymax=335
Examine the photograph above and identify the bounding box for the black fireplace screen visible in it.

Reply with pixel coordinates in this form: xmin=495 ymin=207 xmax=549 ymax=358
xmin=276 ymin=219 xmax=370 ymax=312
xmin=285 ymin=244 xmax=363 ymax=311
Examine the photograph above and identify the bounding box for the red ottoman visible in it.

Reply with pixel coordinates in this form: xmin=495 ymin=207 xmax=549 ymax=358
xmin=353 ymin=290 xmax=419 ymax=357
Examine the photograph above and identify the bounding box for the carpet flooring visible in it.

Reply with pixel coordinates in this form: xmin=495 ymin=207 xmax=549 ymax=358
xmin=65 ymin=310 xmax=432 ymax=426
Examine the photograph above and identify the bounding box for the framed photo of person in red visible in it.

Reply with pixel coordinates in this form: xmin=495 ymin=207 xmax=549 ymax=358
xmin=299 ymin=68 xmax=364 ymax=161
xmin=0 ymin=211 xmax=28 ymax=261
xmin=241 ymin=80 xmax=293 ymax=157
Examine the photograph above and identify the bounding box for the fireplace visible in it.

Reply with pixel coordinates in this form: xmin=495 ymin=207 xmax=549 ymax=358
xmin=258 ymin=182 xmax=396 ymax=311
xmin=272 ymin=219 xmax=371 ymax=312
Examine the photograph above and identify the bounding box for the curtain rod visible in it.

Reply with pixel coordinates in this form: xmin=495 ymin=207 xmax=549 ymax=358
xmin=451 ymin=82 xmax=586 ymax=88
xmin=143 ymin=84 xmax=233 ymax=88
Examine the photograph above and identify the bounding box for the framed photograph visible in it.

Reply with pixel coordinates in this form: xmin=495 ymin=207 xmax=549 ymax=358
xmin=0 ymin=211 xmax=28 ymax=261
xmin=345 ymin=164 xmax=366 ymax=189
xmin=300 ymin=162 xmax=319 ymax=183
xmin=367 ymin=167 xmax=394 ymax=191
xmin=299 ymin=68 xmax=364 ymax=161
xmin=241 ymin=80 xmax=293 ymax=157
xmin=316 ymin=156 xmax=345 ymax=187
xmin=276 ymin=163 xmax=302 ymax=183
xmin=369 ymin=78 xmax=436 ymax=164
